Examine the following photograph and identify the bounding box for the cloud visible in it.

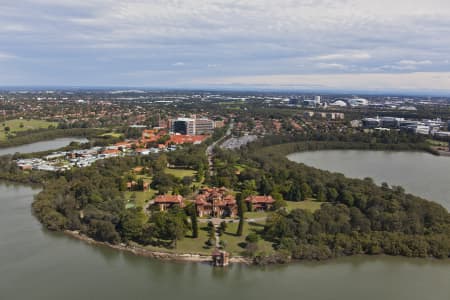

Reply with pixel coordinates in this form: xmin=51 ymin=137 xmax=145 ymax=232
xmin=316 ymin=63 xmax=348 ymax=70
xmin=172 ymin=62 xmax=185 ymax=67
xmin=398 ymin=60 xmax=433 ymax=66
xmin=311 ymin=52 xmax=371 ymax=61
xmin=1 ymin=0 xmax=450 ymax=91
xmin=194 ymin=72 xmax=450 ymax=92
xmin=0 ymin=52 xmax=17 ymax=61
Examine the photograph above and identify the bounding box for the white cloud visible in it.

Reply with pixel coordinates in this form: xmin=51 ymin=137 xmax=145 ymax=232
xmin=2 ymin=1 xmax=450 ymax=89
xmin=0 ymin=52 xmax=17 ymax=61
xmin=398 ymin=60 xmax=433 ymax=66
xmin=312 ymin=52 xmax=371 ymax=61
xmin=316 ymin=63 xmax=348 ymax=70
xmin=195 ymin=72 xmax=450 ymax=91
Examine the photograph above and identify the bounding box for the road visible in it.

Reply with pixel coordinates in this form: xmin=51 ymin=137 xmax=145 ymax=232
xmin=205 ymin=120 xmax=233 ymax=176
xmin=221 ymin=134 xmax=258 ymax=150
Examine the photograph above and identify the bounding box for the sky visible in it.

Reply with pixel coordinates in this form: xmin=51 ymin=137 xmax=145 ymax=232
xmin=1 ymin=0 xmax=450 ymax=93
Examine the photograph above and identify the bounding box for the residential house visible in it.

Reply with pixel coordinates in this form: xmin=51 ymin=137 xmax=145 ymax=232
xmin=245 ymin=195 xmax=275 ymax=211
xmin=154 ymin=195 xmax=185 ymax=211
xmin=195 ymin=187 xmax=237 ymax=218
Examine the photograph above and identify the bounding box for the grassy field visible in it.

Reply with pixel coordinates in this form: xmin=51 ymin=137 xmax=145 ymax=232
xmin=144 ymin=221 xmax=275 ymax=256
xmin=175 ymin=225 xmax=211 ymax=254
xmin=246 ymin=200 xmax=325 ymax=218
xmin=0 ymin=119 xmax=57 ymax=140
xmin=427 ymin=139 xmax=448 ymax=147
xmin=164 ymin=168 xmax=197 ymax=178
xmin=100 ymin=132 xmax=124 ymax=138
xmin=220 ymin=222 xmax=274 ymax=255
xmin=245 ymin=211 xmax=269 ymax=219
xmin=125 ymin=191 xmax=155 ymax=208
xmin=141 ymin=225 xmax=212 ymax=255
xmin=286 ymin=200 xmax=325 ymax=212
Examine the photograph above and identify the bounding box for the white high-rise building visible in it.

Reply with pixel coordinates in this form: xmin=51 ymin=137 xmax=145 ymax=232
xmin=170 ymin=117 xmax=215 ymax=135
xmin=314 ymin=96 xmax=321 ymax=104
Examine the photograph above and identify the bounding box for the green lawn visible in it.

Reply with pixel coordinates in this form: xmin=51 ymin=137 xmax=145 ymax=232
xmin=0 ymin=119 xmax=57 ymax=140
xmin=142 ymin=221 xmax=275 ymax=256
xmin=245 ymin=211 xmax=269 ymax=219
xmin=164 ymin=168 xmax=196 ymax=178
xmin=175 ymin=226 xmax=211 ymax=254
xmin=286 ymin=200 xmax=325 ymax=212
xmin=427 ymin=139 xmax=448 ymax=147
xmin=142 ymin=225 xmax=212 ymax=255
xmin=100 ymin=132 xmax=124 ymax=138
xmin=234 ymin=164 xmax=247 ymax=173
xmin=125 ymin=189 xmax=156 ymax=208
xmin=220 ymin=222 xmax=274 ymax=256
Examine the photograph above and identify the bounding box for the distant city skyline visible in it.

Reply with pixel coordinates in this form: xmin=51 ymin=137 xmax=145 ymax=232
xmin=2 ymin=1 xmax=450 ymax=93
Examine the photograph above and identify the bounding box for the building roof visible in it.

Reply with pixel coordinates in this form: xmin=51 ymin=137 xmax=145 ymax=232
xmin=102 ymin=149 xmax=121 ymax=155
xmin=195 ymin=187 xmax=236 ymax=207
xmin=115 ymin=141 xmax=133 ymax=148
xmin=168 ymin=134 xmax=208 ymax=145
xmin=154 ymin=194 xmax=184 ymax=204
xmin=245 ymin=195 xmax=275 ymax=204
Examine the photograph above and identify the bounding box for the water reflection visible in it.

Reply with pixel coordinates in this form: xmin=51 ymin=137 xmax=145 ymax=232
xmin=0 ymin=159 xmax=449 ymax=300
xmin=288 ymin=150 xmax=450 ymax=210
xmin=0 ymin=137 xmax=88 ymax=156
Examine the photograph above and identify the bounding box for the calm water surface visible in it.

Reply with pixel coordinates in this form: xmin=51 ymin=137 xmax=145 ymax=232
xmin=288 ymin=150 xmax=450 ymax=210
xmin=0 ymin=137 xmax=88 ymax=156
xmin=0 ymin=143 xmax=449 ymax=300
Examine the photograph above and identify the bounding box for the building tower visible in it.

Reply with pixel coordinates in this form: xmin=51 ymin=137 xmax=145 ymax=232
xmin=314 ymin=96 xmax=321 ymax=105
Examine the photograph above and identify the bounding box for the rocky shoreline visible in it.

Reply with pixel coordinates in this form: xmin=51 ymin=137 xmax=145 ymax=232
xmin=64 ymin=230 xmax=252 ymax=265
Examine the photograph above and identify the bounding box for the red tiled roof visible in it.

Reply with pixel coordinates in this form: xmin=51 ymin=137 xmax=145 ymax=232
xmin=102 ymin=149 xmax=121 ymax=155
xmin=115 ymin=142 xmax=133 ymax=148
xmin=168 ymin=134 xmax=208 ymax=145
xmin=195 ymin=187 xmax=236 ymax=207
xmin=154 ymin=195 xmax=184 ymax=204
xmin=245 ymin=195 xmax=275 ymax=204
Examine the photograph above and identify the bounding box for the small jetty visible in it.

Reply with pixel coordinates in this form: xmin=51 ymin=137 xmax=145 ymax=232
xmin=212 ymin=249 xmax=230 ymax=267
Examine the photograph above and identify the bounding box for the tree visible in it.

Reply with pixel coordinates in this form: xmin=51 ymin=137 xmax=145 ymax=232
xmin=154 ymin=154 xmax=168 ymax=171
xmin=185 ymin=204 xmax=198 ymax=238
xmin=119 ymin=208 xmax=147 ymax=241
xmin=236 ymin=193 xmax=245 ymax=236
xmin=339 ymin=190 xmax=354 ymax=207
xmin=300 ymin=182 xmax=312 ymax=200
xmin=287 ymin=183 xmax=302 ymax=202
xmin=327 ymin=188 xmax=339 ymax=202
xmin=246 ymin=232 xmax=259 ymax=243
xmin=316 ymin=187 xmax=327 ymax=202
xmin=164 ymin=208 xmax=189 ymax=248
xmin=245 ymin=232 xmax=260 ymax=256
xmin=259 ymin=176 xmax=273 ymax=195
xmin=219 ymin=221 xmax=227 ymax=235
xmin=88 ymin=220 xmax=121 ymax=244
xmin=137 ymin=178 xmax=144 ymax=191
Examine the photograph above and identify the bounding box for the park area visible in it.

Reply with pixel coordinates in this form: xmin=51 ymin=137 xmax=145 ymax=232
xmin=1 ymin=119 xmax=57 ymax=140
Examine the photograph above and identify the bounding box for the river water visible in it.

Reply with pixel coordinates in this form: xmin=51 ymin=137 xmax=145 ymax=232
xmin=0 ymin=144 xmax=449 ymax=300
xmin=0 ymin=137 xmax=88 ymax=156
xmin=287 ymin=150 xmax=450 ymax=210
